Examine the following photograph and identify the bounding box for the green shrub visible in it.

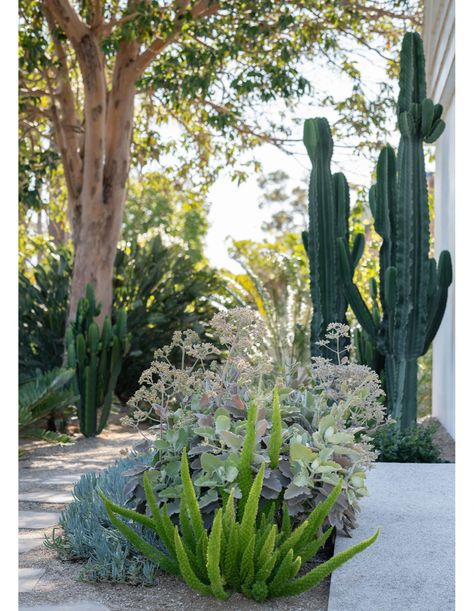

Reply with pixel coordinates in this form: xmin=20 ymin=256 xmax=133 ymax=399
xmin=113 ymin=235 xmax=228 ymax=401
xmin=19 ymin=245 xmax=71 ymax=380
xmin=46 ymin=451 xmax=159 ymax=584
xmin=101 ymin=445 xmax=379 ymax=601
xmin=372 ymin=422 xmax=442 ymax=463
xmin=125 ymin=316 xmax=385 ymax=535
xmin=19 ymin=368 xmax=76 ymax=443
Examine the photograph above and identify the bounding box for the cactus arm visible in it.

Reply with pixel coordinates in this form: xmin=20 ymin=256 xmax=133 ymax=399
xmin=397 ymin=32 xmax=426 ymax=114
xmin=422 ymin=250 xmax=453 ymax=354
xmin=351 ymin=232 xmax=365 ymax=270
xmin=337 ymin=238 xmax=378 ymax=340
xmin=425 ymin=119 xmax=446 ymax=143
xmin=97 ymin=335 xmax=121 ymax=433
xmin=301 ymin=230 xmax=309 ymax=257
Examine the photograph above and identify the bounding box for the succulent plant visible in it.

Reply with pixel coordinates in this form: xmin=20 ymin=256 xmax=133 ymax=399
xmin=45 ymin=451 xmax=158 ymax=584
xmin=337 ymin=32 xmax=453 ymax=429
xmin=302 ymin=117 xmax=354 ymax=360
xmin=100 ymin=442 xmax=379 ymax=601
xmin=66 ymin=284 xmax=130 ymax=437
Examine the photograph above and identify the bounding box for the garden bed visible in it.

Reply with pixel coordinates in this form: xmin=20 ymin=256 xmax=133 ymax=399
xmin=19 ymin=403 xmax=454 ymax=610
xmin=19 ymin=414 xmax=332 ymax=610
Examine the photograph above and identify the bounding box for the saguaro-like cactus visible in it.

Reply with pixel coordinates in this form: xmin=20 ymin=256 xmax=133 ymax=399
xmin=303 ymin=118 xmax=363 ymax=360
xmin=66 ymin=284 xmax=129 ymax=437
xmin=337 ymin=32 xmax=453 ymax=429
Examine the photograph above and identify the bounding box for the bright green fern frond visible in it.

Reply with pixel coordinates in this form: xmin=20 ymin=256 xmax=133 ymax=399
xmin=280 ymin=528 xmax=380 ymax=596
xmin=240 ymin=532 xmax=256 ymax=586
xmin=300 ymin=478 xmax=343 ymax=545
xmin=238 ymin=401 xmax=257 ymax=517
xmin=268 ymin=387 xmax=283 ymax=469
xmin=180 ymin=449 xmax=206 ymax=543
xmin=100 ymin=496 xmax=179 ymax=575
xmin=240 ymin=462 xmax=265 ymax=554
xmin=224 ymin=521 xmax=240 ymax=589
xmin=174 ymin=527 xmax=212 ymax=595
xmin=207 ymin=509 xmax=229 ymax=600
xmin=268 ymin=548 xmax=295 ymax=596
xmin=143 ymin=471 xmax=175 ymax=555
xmin=299 ymin=526 xmax=334 ymax=564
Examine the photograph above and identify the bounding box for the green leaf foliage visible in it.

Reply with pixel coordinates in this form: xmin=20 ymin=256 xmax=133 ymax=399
xmin=19 ymin=368 xmax=77 ymax=444
xmin=101 ymin=407 xmax=379 ymax=601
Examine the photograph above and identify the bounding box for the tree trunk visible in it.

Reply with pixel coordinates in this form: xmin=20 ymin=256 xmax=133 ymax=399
xmin=67 ymin=38 xmax=137 ymax=325
xmin=69 ymin=195 xmax=122 ymax=325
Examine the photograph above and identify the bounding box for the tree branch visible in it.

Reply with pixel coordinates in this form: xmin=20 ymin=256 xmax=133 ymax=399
xmin=90 ymin=0 xmax=103 ymax=28
xmin=341 ymin=1 xmax=421 ymax=27
xmin=44 ymin=4 xmax=83 ymax=197
xmin=134 ymin=0 xmax=220 ymax=76
xmin=43 ymin=0 xmax=88 ymax=49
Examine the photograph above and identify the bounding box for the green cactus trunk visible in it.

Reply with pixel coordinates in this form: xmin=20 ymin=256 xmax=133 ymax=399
xmin=67 ymin=284 xmax=129 ymax=437
xmin=385 ymin=355 xmax=418 ymax=430
xmin=336 ymin=32 xmax=452 ymax=430
xmin=303 ymin=118 xmax=351 ymax=360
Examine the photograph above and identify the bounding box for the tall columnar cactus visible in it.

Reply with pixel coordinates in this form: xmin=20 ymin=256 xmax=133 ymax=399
xmin=337 ymin=32 xmax=453 ymax=430
xmin=66 ymin=284 xmax=129 ymax=437
xmin=302 ymin=118 xmax=363 ymax=360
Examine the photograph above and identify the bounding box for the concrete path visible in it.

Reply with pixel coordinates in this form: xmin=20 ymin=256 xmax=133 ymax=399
xmin=20 ymin=603 xmax=111 ymax=611
xmin=18 ymin=422 xmax=139 ymax=601
xmin=328 ymin=463 xmax=455 ymax=611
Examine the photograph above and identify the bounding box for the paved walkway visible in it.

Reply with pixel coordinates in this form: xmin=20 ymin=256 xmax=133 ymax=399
xmin=328 ymin=462 xmax=455 ymax=611
xmin=19 ymin=422 xmax=139 ymax=610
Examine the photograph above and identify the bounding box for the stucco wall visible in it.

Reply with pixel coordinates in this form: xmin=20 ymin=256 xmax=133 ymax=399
xmin=424 ymin=0 xmax=455 ymax=437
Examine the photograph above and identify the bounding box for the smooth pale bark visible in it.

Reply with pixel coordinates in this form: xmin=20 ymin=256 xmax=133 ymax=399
xmin=42 ymin=0 xmax=219 ymax=326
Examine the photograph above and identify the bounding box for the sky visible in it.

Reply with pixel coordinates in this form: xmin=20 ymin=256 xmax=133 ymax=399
xmin=204 ymin=45 xmax=395 ymax=272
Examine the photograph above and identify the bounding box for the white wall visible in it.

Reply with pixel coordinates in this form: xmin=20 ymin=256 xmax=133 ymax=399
xmin=424 ymin=0 xmax=455 ymax=437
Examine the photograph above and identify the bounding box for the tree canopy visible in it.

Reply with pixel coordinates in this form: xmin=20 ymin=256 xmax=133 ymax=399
xmin=20 ymin=0 xmax=422 ymax=213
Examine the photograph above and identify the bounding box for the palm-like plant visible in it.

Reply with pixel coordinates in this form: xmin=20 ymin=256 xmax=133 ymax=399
xmin=19 ymin=368 xmax=77 ymax=443
xmin=228 ymin=237 xmax=311 ymax=385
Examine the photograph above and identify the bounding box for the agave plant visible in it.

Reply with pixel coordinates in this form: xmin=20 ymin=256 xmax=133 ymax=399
xmin=19 ymin=368 xmax=77 ymax=443
xmin=100 ymin=395 xmax=379 ymax=601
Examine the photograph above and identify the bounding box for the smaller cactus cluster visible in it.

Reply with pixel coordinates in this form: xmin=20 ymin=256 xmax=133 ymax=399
xmin=66 ymin=284 xmax=129 ymax=437
xmin=100 ymin=393 xmax=379 ymax=602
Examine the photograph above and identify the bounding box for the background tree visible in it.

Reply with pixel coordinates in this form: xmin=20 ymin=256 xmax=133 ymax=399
xmin=19 ymin=0 xmax=422 ymax=323
xmin=257 ymin=170 xmax=308 ymax=236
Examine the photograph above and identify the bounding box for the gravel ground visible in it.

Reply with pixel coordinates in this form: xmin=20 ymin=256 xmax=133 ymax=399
xmin=19 ymin=413 xmax=331 ymax=610
xmin=419 ymin=416 xmax=455 ymax=462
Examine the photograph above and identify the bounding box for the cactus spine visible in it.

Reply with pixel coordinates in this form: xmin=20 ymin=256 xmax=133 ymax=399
xmin=303 ymin=118 xmax=357 ymax=360
xmin=66 ymin=284 xmax=129 ymax=437
xmin=337 ymin=32 xmax=452 ymax=429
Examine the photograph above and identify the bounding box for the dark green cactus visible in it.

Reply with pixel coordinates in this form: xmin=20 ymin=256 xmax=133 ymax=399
xmin=67 ymin=284 xmax=129 ymax=437
xmin=337 ymin=32 xmax=453 ymax=429
xmin=303 ymin=118 xmax=358 ymax=360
